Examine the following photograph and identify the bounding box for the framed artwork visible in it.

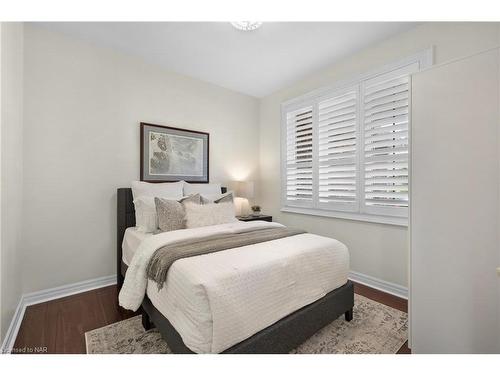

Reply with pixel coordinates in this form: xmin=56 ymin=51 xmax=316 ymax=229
xmin=140 ymin=122 xmax=209 ymax=183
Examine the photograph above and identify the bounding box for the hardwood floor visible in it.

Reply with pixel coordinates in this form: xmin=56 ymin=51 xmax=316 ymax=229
xmin=13 ymin=285 xmax=138 ymax=354
xmin=12 ymin=281 xmax=410 ymax=354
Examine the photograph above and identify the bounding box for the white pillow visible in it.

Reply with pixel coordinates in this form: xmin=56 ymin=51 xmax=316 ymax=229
xmin=131 ymin=181 xmax=184 ymax=201
xmin=184 ymin=201 xmax=237 ymax=229
xmin=131 ymin=181 xmax=184 ymax=232
xmin=183 ymin=182 xmax=221 ymax=196
xmin=132 ymin=196 xmax=158 ymax=233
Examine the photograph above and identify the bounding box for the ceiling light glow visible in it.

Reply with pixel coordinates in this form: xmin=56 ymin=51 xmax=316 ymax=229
xmin=231 ymin=22 xmax=263 ymax=31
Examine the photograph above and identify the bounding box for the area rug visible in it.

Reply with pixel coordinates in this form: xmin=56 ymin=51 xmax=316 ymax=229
xmin=85 ymin=294 xmax=407 ymax=354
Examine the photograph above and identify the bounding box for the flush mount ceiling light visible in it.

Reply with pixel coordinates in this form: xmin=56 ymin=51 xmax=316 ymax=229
xmin=230 ymin=22 xmax=263 ymax=31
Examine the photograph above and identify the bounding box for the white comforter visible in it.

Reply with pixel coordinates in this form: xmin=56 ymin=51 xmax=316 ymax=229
xmin=119 ymin=221 xmax=349 ymax=353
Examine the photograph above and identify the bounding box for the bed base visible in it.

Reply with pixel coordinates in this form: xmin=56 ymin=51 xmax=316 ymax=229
xmin=117 ymin=187 xmax=354 ymax=354
xmin=141 ymin=279 xmax=354 ymax=354
xmin=122 ymin=258 xmax=353 ymax=354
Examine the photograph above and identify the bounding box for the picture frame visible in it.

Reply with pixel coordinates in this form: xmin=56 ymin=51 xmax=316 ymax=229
xmin=140 ymin=122 xmax=209 ymax=183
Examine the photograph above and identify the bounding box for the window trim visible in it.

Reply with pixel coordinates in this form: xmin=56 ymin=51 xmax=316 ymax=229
xmin=281 ymin=206 xmax=408 ymax=226
xmin=280 ymin=49 xmax=433 ymax=227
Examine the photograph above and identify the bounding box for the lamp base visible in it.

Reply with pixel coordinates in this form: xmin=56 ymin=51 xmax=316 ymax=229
xmin=234 ymin=197 xmax=251 ymax=216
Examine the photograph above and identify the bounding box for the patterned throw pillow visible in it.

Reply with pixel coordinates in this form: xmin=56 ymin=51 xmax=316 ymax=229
xmin=155 ymin=194 xmax=201 ymax=233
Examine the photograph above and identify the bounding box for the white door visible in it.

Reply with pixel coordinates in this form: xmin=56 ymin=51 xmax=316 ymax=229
xmin=411 ymin=49 xmax=500 ymax=353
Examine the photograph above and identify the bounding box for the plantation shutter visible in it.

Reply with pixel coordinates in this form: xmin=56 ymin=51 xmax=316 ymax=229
xmin=317 ymin=87 xmax=358 ymax=212
xmin=361 ymin=64 xmax=417 ymax=216
xmin=281 ymin=53 xmax=429 ymax=223
xmin=284 ymin=106 xmax=314 ymax=207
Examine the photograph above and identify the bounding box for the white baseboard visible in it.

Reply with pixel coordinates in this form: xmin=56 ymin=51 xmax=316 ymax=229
xmin=1 ymin=275 xmax=116 ymax=354
xmin=1 ymin=298 xmax=26 ymax=354
xmin=349 ymin=271 xmax=408 ymax=299
xmin=22 ymin=275 xmax=116 ymax=306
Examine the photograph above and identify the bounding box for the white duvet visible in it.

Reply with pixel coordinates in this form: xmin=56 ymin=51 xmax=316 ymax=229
xmin=119 ymin=221 xmax=349 ymax=353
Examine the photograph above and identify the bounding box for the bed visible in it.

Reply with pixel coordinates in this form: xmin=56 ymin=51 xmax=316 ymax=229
xmin=117 ymin=187 xmax=354 ymax=354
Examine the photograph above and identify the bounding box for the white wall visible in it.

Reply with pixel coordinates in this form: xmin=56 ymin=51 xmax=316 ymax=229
xmin=0 ymin=23 xmax=24 ymax=341
xmin=21 ymin=25 xmax=259 ymax=294
xmin=411 ymin=48 xmax=500 ymax=353
xmin=259 ymin=23 xmax=500 ymax=287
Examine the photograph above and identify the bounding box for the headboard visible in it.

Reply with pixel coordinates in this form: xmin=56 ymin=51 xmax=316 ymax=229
xmin=116 ymin=186 xmax=227 ymax=287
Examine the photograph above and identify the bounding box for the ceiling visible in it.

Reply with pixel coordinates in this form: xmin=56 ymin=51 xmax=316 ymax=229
xmin=36 ymin=22 xmax=419 ymax=97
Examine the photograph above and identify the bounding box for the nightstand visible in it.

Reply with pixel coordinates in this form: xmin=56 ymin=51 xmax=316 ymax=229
xmin=237 ymin=214 xmax=272 ymax=222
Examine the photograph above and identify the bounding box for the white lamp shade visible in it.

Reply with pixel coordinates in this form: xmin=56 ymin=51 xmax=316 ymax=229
xmin=232 ymin=181 xmax=254 ymax=199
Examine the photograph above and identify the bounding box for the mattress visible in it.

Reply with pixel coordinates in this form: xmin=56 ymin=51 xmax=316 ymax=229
xmin=122 ymin=227 xmax=152 ymax=265
xmin=143 ymin=228 xmax=348 ymax=353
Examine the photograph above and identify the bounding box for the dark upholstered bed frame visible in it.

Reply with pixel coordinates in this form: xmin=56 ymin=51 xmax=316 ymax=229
xmin=117 ymin=187 xmax=354 ymax=353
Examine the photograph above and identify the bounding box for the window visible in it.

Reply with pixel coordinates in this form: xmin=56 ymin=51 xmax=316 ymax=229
xmin=285 ymin=106 xmax=314 ymax=206
xmin=281 ymin=52 xmax=432 ymax=226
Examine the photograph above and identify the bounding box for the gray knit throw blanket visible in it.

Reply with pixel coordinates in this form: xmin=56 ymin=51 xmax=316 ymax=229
xmin=146 ymin=227 xmax=306 ymax=290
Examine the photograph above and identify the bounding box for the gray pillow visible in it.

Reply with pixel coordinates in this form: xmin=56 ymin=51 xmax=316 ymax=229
xmin=155 ymin=194 xmax=201 ymax=232
xmin=201 ymin=192 xmax=234 ymax=204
